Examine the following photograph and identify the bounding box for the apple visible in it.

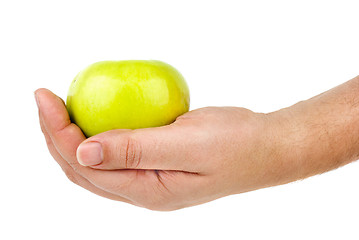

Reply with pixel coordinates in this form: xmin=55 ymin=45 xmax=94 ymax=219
xmin=66 ymin=60 xmax=190 ymax=137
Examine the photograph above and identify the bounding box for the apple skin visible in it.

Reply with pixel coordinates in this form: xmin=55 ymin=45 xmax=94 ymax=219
xmin=66 ymin=60 xmax=190 ymax=137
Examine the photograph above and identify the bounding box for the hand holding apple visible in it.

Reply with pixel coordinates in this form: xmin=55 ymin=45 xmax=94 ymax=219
xmin=36 ymin=71 xmax=359 ymax=210
xmin=35 ymin=88 xmax=287 ymax=210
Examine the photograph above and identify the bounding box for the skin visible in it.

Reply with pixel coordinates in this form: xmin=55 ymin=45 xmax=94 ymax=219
xmin=35 ymin=75 xmax=359 ymax=211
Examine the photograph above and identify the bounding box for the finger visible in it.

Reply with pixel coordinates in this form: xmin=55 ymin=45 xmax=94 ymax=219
xmin=35 ymin=88 xmax=144 ymax=200
xmin=88 ymin=168 xmax=207 ymax=211
xmin=36 ymin=102 xmax=134 ymax=204
xmin=76 ymin=124 xmax=204 ymax=172
xmin=35 ymin=88 xmax=104 ymax=177
xmin=35 ymin=88 xmax=86 ymax=163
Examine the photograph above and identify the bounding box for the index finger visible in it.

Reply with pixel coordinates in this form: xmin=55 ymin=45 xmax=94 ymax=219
xmin=35 ymin=89 xmax=136 ymax=193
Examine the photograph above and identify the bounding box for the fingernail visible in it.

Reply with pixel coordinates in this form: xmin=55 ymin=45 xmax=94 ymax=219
xmin=34 ymin=91 xmax=40 ymax=108
xmin=77 ymin=142 xmax=103 ymax=166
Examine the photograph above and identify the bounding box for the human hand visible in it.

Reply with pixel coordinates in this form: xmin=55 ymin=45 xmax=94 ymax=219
xmin=36 ymin=76 xmax=359 ymax=210
xmin=35 ymin=88 xmax=295 ymax=211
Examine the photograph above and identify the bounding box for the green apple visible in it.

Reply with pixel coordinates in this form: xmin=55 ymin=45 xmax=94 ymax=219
xmin=66 ymin=60 xmax=190 ymax=137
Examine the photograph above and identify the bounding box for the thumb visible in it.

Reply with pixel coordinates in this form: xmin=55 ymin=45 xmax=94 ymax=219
xmin=76 ymin=123 xmax=201 ymax=172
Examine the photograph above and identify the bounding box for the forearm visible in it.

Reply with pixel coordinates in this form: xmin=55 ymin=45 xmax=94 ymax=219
xmin=270 ymin=76 xmax=359 ymax=182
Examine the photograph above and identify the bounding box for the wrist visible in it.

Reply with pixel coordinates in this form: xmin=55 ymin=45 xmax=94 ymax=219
xmin=263 ymin=104 xmax=312 ymax=185
xmin=266 ymin=89 xmax=359 ymax=185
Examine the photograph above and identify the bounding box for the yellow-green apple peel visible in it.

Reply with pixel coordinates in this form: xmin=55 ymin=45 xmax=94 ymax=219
xmin=66 ymin=60 xmax=190 ymax=137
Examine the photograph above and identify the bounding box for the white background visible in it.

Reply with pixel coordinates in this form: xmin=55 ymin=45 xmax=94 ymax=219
xmin=1 ymin=0 xmax=359 ymax=239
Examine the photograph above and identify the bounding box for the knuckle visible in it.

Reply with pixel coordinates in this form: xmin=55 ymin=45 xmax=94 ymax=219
xmin=143 ymin=197 xmax=178 ymax=211
xmin=144 ymin=202 xmax=165 ymax=211
xmin=141 ymin=194 xmax=168 ymax=211
xmin=141 ymin=177 xmax=176 ymax=211
xmin=103 ymin=173 xmax=136 ymax=194
xmin=122 ymin=135 xmax=143 ymax=169
xmin=68 ymin=161 xmax=80 ymax=173
xmin=62 ymin=168 xmax=79 ymax=185
xmin=39 ymin=124 xmax=53 ymax=146
xmin=44 ymin=135 xmax=53 ymax=146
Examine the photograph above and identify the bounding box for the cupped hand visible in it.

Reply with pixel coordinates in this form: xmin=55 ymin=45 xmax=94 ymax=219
xmin=35 ymin=88 xmax=288 ymax=211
